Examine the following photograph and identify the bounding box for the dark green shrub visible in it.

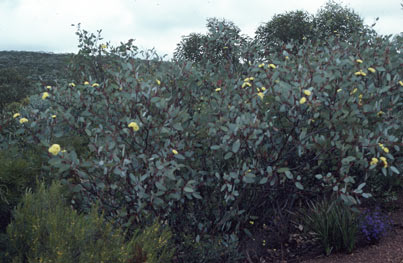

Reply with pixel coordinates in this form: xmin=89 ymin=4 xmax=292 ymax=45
xmin=0 ymin=68 xmax=34 ymax=112
xmin=0 ymin=146 xmax=45 ymax=232
xmin=299 ymin=197 xmax=360 ymax=255
xmin=6 ymin=181 xmax=174 ymax=263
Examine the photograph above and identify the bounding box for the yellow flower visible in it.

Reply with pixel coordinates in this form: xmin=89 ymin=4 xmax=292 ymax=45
xmin=128 ymin=122 xmax=139 ymax=131
xmin=84 ymin=81 xmax=90 ymax=85
xmin=19 ymin=118 xmax=28 ymax=124
xmin=45 ymin=85 xmax=52 ymax=90
xmin=215 ymin=88 xmax=221 ymax=92
xmin=285 ymin=56 xmax=289 ymax=60
xmin=303 ymin=89 xmax=311 ymax=96
xmin=69 ymin=82 xmax=76 ymax=87
xmin=92 ymin=83 xmax=100 ymax=87
xmin=351 ymin=88 xmax=358 ymax=95
xmin=61 ymin=149 xmax=66 ymax=153
xmin=48 ymin=144 xmax=61 ymax=156
xmin=337 ymin=89 xmax=342 ymax=93
xmin=275 ymin=80 xmax=280 ymax=83
xmin=257 ymin=92 xmax=264 ymax=100
xmin=370 ymin=157 xmax=378 ymax=165
xmin=354 ymin=70 xmax=366 ymax=76
xmin=249 ymin=221 xmax=254 ymax=225
xmin=268 ymin=64 xmax=276 ymax=69
xmin=383 ymin=147 xmax=389 ymax=153
xmin=359 ymin=94 xmax=363 ymax=99
xmin=377 ymin=111 xmax=384 ymax=116
xmin=101 ymin=44 xmax=107 ymax=49
xmin=261 ymin=87 xmax=266 ymax=91
xmin=258 ymin=63 xmax=265 ymax=68
xmin=13 ymin=113 xmax=20 ymax=118
xmin=356 ymin=59 xmax=363 ymax=63
xmin=242 ymin=82 xmax=252 ymax=88
xmin=368 ymin=67 xmax=376 ymax=73
xmin=156 ymin=79 xmax=161 ymax=85
xmin=172 ymin=149 xmax=178 ymax=155
xmin=52 ymin=115 xmax=56 ymax=118
xmin=300 ymin=97 xmax=307 ymax=104
xmin=42 ymin=92 xmax=50 ymax=100
xmin=244 ymin=77 xmax=250 ymax=82
xmin=399 ymin=81 xmax=403 ymax=86
xmin=380 ymin=156 xmax=388 ymax=168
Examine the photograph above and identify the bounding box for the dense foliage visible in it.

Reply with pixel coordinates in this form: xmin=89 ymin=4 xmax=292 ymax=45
xmin=6 ymin=182 xmax=174 ymax=263
xmin=0 ymin=1 xmax=402 ymax=261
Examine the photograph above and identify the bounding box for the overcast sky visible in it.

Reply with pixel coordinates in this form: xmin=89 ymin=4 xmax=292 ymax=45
xmin=0 ymin=0 xmax=402 ymax=59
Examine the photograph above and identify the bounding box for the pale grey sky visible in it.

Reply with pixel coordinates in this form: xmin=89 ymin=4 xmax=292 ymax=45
xmin=0 ymin=0 xmax=402 ymax=59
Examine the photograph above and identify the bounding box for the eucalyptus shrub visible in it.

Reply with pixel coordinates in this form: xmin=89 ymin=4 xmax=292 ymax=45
xmin=1 ymin=27 xmax=402 ymax=259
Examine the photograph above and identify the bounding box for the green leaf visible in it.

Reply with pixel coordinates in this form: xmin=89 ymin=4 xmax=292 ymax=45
xmin=232 ymin=139 xmax=241 ymax=153
xmin=192 ymin=192 xmax=202 ymax=199
xmin=341 ymin=156 xmax=356 ymax=164
xmin=390 ymin=166 xmax=400 ymax=174
xmin=277 ymin=167 xmax=289 ymax=173
xmin=184 ymin=186 xmax=194 ymax=193
xmin=224 ymin=152 xmax=233 ymax=160
xmin=285 ymin=170 xmax=293 ymax=180
xmin=259 ymin=177 xmax=268 ymax=184
xmin=155 ymin=181 xmax=167 ymax=191
xmin=295 ymin=182 xmax=304 ymax=190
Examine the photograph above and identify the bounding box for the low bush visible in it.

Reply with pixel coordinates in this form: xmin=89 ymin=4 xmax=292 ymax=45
xmin=6 ymin=181 xmax=175 ymax=263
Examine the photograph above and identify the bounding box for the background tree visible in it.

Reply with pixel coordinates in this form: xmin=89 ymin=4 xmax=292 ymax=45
xmin=174 ymin=18 xmax=248 ymax=68
xmin=314 ymin=0 xmax=366 ymax=40
xmin=254 ymin=10 xmax=315 ymax=54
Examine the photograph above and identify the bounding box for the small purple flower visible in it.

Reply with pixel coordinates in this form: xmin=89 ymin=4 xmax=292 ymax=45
xmin=359 ymin=207 xmax=391 ymax=244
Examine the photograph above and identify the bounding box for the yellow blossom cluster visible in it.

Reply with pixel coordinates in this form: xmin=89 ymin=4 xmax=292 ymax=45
xmin=13 ymin=112 xmax=29 ymax=124
xmin=380 ymin=156 xmax=388 ymax=168
xmin=128 ymin=122 xmax=140 ymax=131
xmin=92 ymin=83 xmax=100 ymax=87
xmin=370 ymin=157 xmax=378 ymax=166
xmin=300 ymin=89 xmax=312 ymax=104
xmin=242 ymin=77 xmax=253 ymax=88
xmin=354 ymin=70 xmax=367 ymax=77
xmin=368 ymin=67 xmax=376 ymax=73
xmin=19 ymin=118 xmax=28 ymax=124
xmin=358 ymin=94 xmax=363 ymax=105
xmin=378 ymin=143 xmax=389 ymax=153
xmin=356 ymin=59 xmax=363 ymax=63
xmin=42 ymin=92 xmax=50 ymax=100
xmin=172 ymin=149 xmax=178 ymax=155
xmin=48 ymin=144 xmax=61 ymax=156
